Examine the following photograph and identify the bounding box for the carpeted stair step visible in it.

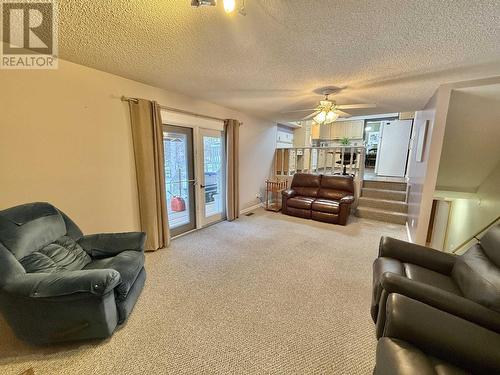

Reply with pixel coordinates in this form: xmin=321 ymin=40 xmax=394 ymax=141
xmin=361 ymin=188 xmax=406 ymax=202
xmin=363 ymin=180 xmax=407 ymax=191
xmin=357 ymin=197 xmax=408 ymax=213
xmin=355 ymin=206 xmax=407 ymax=225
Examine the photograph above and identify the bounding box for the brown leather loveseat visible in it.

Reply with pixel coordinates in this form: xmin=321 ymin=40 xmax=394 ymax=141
xmin=281 ymin=173 xmax=355 ymax=225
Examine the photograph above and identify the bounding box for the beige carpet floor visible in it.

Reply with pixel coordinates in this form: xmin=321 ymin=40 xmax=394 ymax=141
xmin=0 ymin=209 xmax=406 ymax=375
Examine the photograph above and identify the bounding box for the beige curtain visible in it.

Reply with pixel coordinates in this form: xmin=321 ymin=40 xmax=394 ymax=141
xmin=225 ymin=119 xmax=240 ymax=221
xmin=128 ymin=99 xmax=170 ymax=250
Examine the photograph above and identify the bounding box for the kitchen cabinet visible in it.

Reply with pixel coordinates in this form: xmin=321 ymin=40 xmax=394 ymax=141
xmin=331 ymin=120 xmax=364 ymax=139
xmin=319 ymin=123 xmax=331 ymax=139
xmin=293 ymin=122 xmax=312 ymax=147
xmin=311 ymin=123 xmax=320 ymax=139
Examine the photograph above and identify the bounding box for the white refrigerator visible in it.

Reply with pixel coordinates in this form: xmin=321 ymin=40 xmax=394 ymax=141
xmin=375 ymin=120 xmax=413 ymax=177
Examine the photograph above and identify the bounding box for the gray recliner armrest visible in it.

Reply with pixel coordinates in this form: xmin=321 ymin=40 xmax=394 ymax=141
xmin=281 ymin=189 xmax=296 ymax=198
xmin=379 ymin=236 xmax=457 ymax=274
xmin=379 ymin=272 xmax=500 ymax=335
xmin=78 ymin=232 xmax=146 ymax=257
xmin=3 ymin=269 xmax=121 ymax=298
xmin=383 ymin=293 xmax=500 ymax=373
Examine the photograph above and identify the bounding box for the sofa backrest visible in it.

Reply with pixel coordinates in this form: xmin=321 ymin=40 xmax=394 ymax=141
xmin=480 ymin=224 xmax=500 ymax=267
xmin=318 ymin=175 xmax=354 ymax=200
xmin=291 ymin=173 xmax=321 ymax=197
xmin=0 ymin=202 xmax=68 ymax=260
xmin=452 ymin=226 xmax=500 ymax=313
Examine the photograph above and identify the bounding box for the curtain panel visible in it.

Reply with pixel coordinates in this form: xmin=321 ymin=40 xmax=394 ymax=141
xmin=128 ymin=99 xmax=170 ymax=250
xmin=225 ymin=119 xmax=240 ymax=221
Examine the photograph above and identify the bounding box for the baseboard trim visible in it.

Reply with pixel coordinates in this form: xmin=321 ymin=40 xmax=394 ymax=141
xmin=240 ymin=203 xmax=263 ymax=215
xmin=405 ymin=221 xmax=413 ymax=243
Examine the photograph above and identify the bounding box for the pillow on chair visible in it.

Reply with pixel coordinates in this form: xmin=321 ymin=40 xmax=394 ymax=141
xmin=20 ymin=236 xmax=91 ymax=273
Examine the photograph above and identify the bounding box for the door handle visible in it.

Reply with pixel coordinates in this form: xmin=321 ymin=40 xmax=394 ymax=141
xmin=200 ymin=184 xmax=206 ymax=189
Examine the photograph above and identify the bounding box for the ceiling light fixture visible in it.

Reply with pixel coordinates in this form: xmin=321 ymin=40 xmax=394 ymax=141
xmin=191 ymin=0 xmax=246 ymax=15
xmin=313 ymin=109 xmax=339 ymax=125
xmin=223 ymin=0 xmax=235 ymax=13
xmin=191 ymin=0 xmax=216 ymax=6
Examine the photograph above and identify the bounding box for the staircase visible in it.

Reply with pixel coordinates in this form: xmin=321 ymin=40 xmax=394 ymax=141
xmin=355 ymin=180 xmax=408 ymax=225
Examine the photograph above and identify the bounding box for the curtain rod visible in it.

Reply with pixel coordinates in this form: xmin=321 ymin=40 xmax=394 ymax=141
xmin=121 ymin=96 xmax=228 ymax=123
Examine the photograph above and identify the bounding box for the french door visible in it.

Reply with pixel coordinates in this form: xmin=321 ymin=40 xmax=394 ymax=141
xmin=198 ymin=128 xmax=225 ymax=226
xmin=163 ymin=125 xmax=225 ymax=236
xmin=162 ymin=125 xmax=196 ymax=237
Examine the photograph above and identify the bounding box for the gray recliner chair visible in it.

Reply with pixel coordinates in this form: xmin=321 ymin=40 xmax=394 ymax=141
xmin=0 ymin=202 xmax=146 ymax=344
xmin=372 ymin=224 xmax=500 ymax=338
xmin=375 ymin=293 xmax=500 ymax=374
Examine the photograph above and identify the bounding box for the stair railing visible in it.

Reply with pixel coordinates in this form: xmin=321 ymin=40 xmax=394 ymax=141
xmin=452 ymin=215 xmax=500 ymax=254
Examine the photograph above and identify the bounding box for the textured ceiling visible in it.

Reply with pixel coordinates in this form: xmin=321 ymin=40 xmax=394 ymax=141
xmin=437 ymin=84 xmax=500 ymax=191
xmin=57 ymin=0 xmax=500 ymax=120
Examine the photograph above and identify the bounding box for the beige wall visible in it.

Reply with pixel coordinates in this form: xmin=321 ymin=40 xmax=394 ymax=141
xmin=0 ymin=60 xmax=276 ymax=234
xmin=439 ymin=162 xmax=500 ymax=252
xmin=437 ymin=88 xmax=500 ymax=192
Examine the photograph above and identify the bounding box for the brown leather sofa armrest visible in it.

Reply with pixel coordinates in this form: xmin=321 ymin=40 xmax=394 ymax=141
xmin=383 ymin=293 xmax=500 ymax=374
xmin=339 ymin=195 xmax=355 ymax=204
xmin=281 ymin=189 xmax=296 ymax=198
xmin=380 ymin=272 xmax=500 ymax=335
xmin=379 ymin=236 xmax=457 ymax=275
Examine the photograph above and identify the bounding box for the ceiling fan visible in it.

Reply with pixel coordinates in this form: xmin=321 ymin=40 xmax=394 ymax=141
xmin=283 ymin=88 xmax=376 ymax=125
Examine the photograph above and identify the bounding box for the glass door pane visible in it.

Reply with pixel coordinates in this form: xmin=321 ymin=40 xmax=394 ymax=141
xmin=200 ymin=129 xmax=224 ymax=225
xmin=163 ymin=125 xmax=196 ymax=236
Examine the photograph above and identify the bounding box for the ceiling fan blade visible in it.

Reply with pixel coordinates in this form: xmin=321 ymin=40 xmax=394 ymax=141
xmin=281 ymin=108 xmax=318 ymax=113
xmin=301 ymin=111 xmax=320 ymax=120
xmin=335 ymin=110 xmax=351 ymax=118
xmin=336 ymin=104 xmax=376 ymax=110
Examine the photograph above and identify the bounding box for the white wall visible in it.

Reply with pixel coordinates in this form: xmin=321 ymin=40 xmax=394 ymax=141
xmin=0 ymin=59 xmax=276 ymax=234
xmin=407 ymin=90 xmax=450 ymax=244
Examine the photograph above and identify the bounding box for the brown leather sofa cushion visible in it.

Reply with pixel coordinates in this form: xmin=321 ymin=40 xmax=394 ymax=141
xmin=291 ymin=173 xmax=321 ymax=197
xmin=317 ymin=189 xmax=348 ymax=200
xmin=317 ymin=175 xmax=354 ymax=200
xmin=287 ymin=196 xmax=315 ymax=210
xmin=320 ymin=175 xmax=354 ymax=192
xmin=311 ymin=199 xmax=339 ymax=214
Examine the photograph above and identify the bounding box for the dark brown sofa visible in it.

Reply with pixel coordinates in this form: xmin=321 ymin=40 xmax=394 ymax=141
xmin=281 ymin=173 xmax=355 ymax=225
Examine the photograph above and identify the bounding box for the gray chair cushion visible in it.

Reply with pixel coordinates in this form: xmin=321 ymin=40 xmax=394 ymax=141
xmin=84 ymin=250 xmax=145 ymax=301
xmin=20 ymin=236 xmax=91 ymax=273
xmin=375 ymin=338 xmax=469 ymax=375
xmin=481 ymin=224 xmax=500 ymax=267
xmin=0 ymin=202 xmax=67 ymax=259
xmin=452 ymin=244 xmax=500 ymax=313
xmin=404 ymin=263 xmax=462 ymax=296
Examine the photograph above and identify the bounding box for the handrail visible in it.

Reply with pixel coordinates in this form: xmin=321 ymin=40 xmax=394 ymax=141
xmin=452 ymin=215 xmax=500 ymax=253
xmin=274 ymin=146 xmax=366 ymax=179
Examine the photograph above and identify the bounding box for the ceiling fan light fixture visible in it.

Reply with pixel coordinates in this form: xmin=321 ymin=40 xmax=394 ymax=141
xmin=223 ymin=0 xmax=236 ymax=13
xmin=325 ymin=111 xmax=338 ymax=123
xmin=314 ymin=111 xmax=327 ymax=124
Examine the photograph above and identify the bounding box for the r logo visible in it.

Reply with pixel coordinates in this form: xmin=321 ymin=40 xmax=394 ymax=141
xmin=3 ymin=2 xmax=53 ymax=54
xmin=1 ymin=0 xmax=57 ymax=69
